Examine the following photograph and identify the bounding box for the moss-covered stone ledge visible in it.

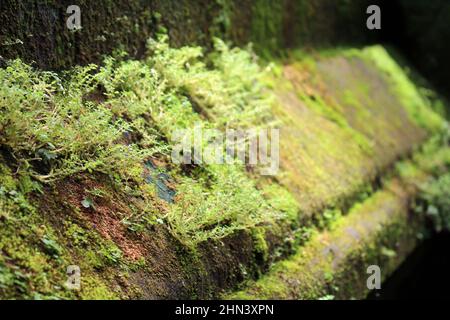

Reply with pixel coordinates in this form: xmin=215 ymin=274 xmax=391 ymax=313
xmin=271 ymin=46 xmax=442 ymax=217
xmin=227 ymin=183 xmax=420 ymax=299
xmin=226 ymin=143 xmax=450 ymax=299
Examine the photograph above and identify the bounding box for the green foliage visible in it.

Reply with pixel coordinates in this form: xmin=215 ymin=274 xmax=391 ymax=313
xmin=41 ymin=236 xmax=63 ymax=259
xmin=96 ymin=55 xmax=198 ymax=136
xmin=250 ymin=0 xmax=284 ymax=58
xmin=0 ymin=262 xmax=16 ymax=291
xmin=261 ymin=183 xmax=300 ymax=222
xmin=166 ymin=165 xmax=283 ymax=245
xmin=316 ymin=208 xmax=343 ymax=231
xmin=0 ymin=60 xmax=155 ymax=184
xmin=251 ymin=227 xmax=269 ymax=263
xmin=147 ymin=36 xmax=274 ymax=129
xmin=99 ymin=242 xmax=123 ymax=266
xmin=0 ymin=35 xmax=291 ymax=251
xmin=141 ymin=36 xmax=285 ymax=245
xmin=417 ymin=174 xmax=450 ymax=232
xmin=81 ymin=196 xmax=95 ymax=209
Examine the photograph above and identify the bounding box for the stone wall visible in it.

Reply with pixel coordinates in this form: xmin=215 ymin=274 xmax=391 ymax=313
xmin=0 ymin=0 xmax=376 ymax=69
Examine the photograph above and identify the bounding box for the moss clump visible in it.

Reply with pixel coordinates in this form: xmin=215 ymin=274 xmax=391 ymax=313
xmin=0 ymin=60 xmax=156 ymax=184
xmin=0 ymin=35 xmax=294 ymax=262
xmin=267 ymin=57 xmax=377 ymax=216
xmin=416 ymin=173 xmax=450 ymax=232
xmin=361 ymin=46 xmax=444 ymax=133
xmin=250 ymin=0 xmax=284 ymax=58
xmin=166 ymin=166 xmax=282 ymax=246
xmin=261 ymin=183 xmax=300 ymax=223
xmin=268 ymin=44 xmax=448 ymax=228
xmin=147 ymin=35 xmax=274 ymax=129
xmin=0 ymin=163 xmax=123 ymax=299
xmin=251 ymin=227 xmax=269 ymax=265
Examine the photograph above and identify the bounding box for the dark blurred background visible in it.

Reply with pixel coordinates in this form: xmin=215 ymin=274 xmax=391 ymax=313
xmin=368 ymin=232 xmax=450 ymax=300
xmin=379 ymin=0 xmax=450 ymax=104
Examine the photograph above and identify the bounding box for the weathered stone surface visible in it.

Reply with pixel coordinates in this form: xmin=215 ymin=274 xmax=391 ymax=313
xmin=272 ymin=47 xmax=439 ymax=217
xmin=226 ymin=170 xmax=440 ymax=299
xmin=0 ymin=0 xmax=375 ymax=69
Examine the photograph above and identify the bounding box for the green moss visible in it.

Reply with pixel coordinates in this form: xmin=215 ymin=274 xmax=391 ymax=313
xmin=0 ymin=163 xmax=17 ymax=191
xmin=250 ymin=0 xmax=284 ymax=58
xmin=226 ymin=133 xmax=449 ymax=299
xmin=79 ymin=277 xmax=119 ymax=300
xmin=268 ymin=59 xmax=378 ymax=217
xmin=251 ymin=227 xmax=269 ymax=264
xmin=361 ymin=46 xmax=444 ymax=133
xmin=0 ymin=158 xmax=128 ymax=299
xmin=0 ymin=60 xmax=159 ymax=184
xmin=147 ymin=35 xmax=273 ymax=129
xmin=0 ymin=198 xmax=122 ymax=299
xmin=298 ymin=91 xmax=373 ymax=155
xmin=226 ymin=187 xmax=412 ymax=299
xmin=0 ymin=204 xmax=73 ymax=298
xmin=64 ymin=221 xmax=90 ymax=247
xmin=167 ymin=165 xmax=282 ymax=246
xmin=416 ymin=173 xmax=450 ymax=232
xmin=261 ymin=183 xmax=300 ymax=222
